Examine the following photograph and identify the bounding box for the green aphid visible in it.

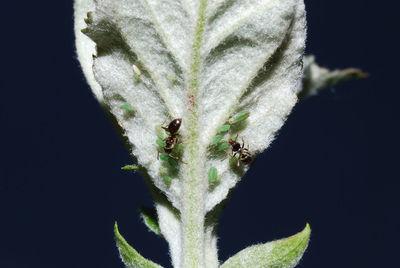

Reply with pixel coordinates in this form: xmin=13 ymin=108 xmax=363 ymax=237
xmin=229 ymin=111 xmax=250 ymax=125
xmin=159 ymin=154 xmax=179 ymax=169
xmin=156 ymin=126 xmax=166 ymax=139
xmin=132 ymin=64 xmax=141 ymax=81
xmin=159 ymin=153 xmax=170 ymax=162
xmin=168 ymin=157 xmax=179 ymax=169
xmin=166 ymin=75 xmax=177 ymax=82
xmin=121 ymin=165 xmax=140 ymax=171
xmin=162 ymin=175 xmax=172 ymax=184
xmin=156 ymin=139 xmax=166 ymax=148
xmin=208 ymin=167 xmax=218 ymax=184
xmin=229 ymin=156 xmax=238 ymax=166
xmin=211 ymin=134 xmax=224 ymax=145
xmin=121 ymin=104 xmax=133 ymax=111
xmin=172 ymin=144 xmax=183 ymax=157
xmin=84 ymin=12 xmax=93 ymax=24
xmin=216 ymin=141 xmax=230 ymax=151
xmin=218 ymin=124 xmax=231 ymax=133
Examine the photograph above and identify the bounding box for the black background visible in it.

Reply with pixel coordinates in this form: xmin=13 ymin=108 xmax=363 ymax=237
xmin=1 ymin=1 xmax=399 ymax=267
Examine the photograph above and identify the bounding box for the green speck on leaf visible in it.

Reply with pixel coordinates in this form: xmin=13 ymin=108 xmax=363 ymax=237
xmin=218 ymin=124 xmax=231 ymax=133
xmin=159 ymin=154 xmax=170 ymax=162
xmin=159 ymin=154 xmax=179 ymax=169
xmin=217 ymin=141 xmax=229 ymax=151
xmin=121 ymin=104 xmax=133 ymax=111
xmin=230 ymin=111 xmax=250 ymax=124
xmin=156 ymin=139 xmax=166 ymax=148
xmin=208 ymin=167 xmax=218 ymax=184
xmin=156 ymin=126 xmax=166 ymax=139
xmin=168 ymin=157 xmax=179 ymax=169
xmin=211 ymin=134 xmax=224 ymax=145
xmin=162 ymin=175 xmax=172 ymax=184
xmin=166 ymin=75 xmax=176 ymax=82
xmin=229 ymin=156 xmax=238 ymax=166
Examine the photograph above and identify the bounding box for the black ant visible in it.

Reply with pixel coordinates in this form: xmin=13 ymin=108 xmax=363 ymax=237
xmin=158 ymin=117 xmax=185 ymax=163
xmin=228 ymin=135 xmax=253 ymax=166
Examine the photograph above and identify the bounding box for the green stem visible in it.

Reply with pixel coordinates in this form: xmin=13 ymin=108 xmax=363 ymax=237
xmin=181 ymin=1 xmax=207 ymax=267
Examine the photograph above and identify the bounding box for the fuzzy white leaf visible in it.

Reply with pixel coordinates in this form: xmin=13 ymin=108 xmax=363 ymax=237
xmin=75 ymin=0 xmax=306 ymax=267
xmin=78 ymin=0 xmax=305 ymax=210
xmin=74 ymin=0 xmax=104 ymax=103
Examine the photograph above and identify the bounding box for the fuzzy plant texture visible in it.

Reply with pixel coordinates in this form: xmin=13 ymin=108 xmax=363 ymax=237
xmin=74 ymin=0 xmax=366 ymax=267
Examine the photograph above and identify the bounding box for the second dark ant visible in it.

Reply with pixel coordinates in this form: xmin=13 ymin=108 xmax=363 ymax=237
xmin=158 ymin=117 xmax=185 ymax=164
xmin=228 ymin=135 xmax=253 ymax=166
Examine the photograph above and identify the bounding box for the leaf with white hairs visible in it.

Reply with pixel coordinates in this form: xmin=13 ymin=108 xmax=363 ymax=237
xmin=74 ymin=0 xmax=307 ymax=267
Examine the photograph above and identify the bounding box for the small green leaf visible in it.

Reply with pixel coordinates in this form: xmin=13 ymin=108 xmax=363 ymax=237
xmin=229 ymin=111 xmax=250 ymax=125
xmin=218 ymin=124 xmax=231 ymax=133
xmin=156 ymin=139 xmax=166 ymax=148
xmin=208 ymin=167 xmax=218 ymax=184
xmin=122 ymin=104 xmax=134 ymax=111
xmin=211 ymin=134 xmax=224 ymax=145
xmin=114 ymin=223 xmax=163 ymax=268
xmin=139 ymin=207 xmax=161 ymax=236
xmin=221 ymin=224 xmax=311 ymax=268
xmin=121 ymin=165 xmax=140 ymax=171
xmin=216 ymin=141 xmax=229 ymax=151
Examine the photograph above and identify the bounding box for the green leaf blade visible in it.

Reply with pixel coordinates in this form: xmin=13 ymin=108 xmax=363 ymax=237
xmin=139 ymin=207 xmax=161 ymax=236
xmin=221 ymin=224 xmax=311 ymax=268
xmin=114 ymin=223 xmax=163 ymax=268
xmin=121 ymin=165 xmax=140 ymax=171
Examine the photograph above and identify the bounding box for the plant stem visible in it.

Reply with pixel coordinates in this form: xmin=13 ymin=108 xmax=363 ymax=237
xmin=181 ymin=1 xmax=207 ymax=267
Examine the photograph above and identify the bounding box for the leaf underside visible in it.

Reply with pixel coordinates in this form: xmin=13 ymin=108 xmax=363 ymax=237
xmin=114 ymin=223 xmax=163 ymax=268
xmin=139 ymin=206 xmax=161 ymax=236
xmin=75 ymin=0 xmax=307 ymax=267
xmin=221 ymin=224 xmax=311 ymax=268
xmin=79 ymin=0 xmax=306 ymax=213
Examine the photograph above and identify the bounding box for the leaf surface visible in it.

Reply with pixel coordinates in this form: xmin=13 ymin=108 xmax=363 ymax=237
xmin=114 ymin=223 xmax=163 ymax=268
xmin=220 ymin=224 xmax=311 ymax=268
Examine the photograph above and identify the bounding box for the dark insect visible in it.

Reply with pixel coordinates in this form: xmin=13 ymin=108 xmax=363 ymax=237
xmin=162 ymin=118 xmax=182 ymax=135
xmin=228 ymin=136 xmax=253 ymax=166
xmin=158 ymin=117 xmax=185 ymax=163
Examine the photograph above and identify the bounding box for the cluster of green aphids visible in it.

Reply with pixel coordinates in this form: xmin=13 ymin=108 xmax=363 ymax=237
xmin=207 ymin=111 xmax=251 ymax=186
xmin=210 ymin=110 xmax=250 ymax=152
